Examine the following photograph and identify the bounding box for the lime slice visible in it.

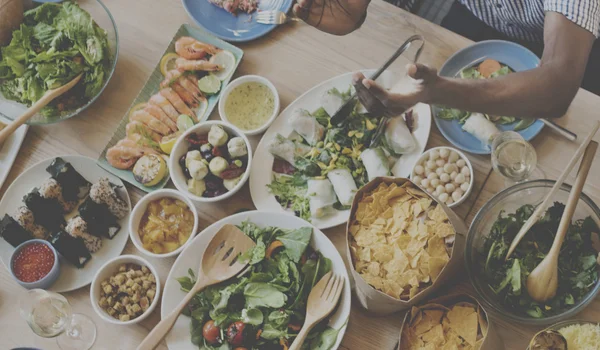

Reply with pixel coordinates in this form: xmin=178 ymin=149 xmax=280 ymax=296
xmin=159 ymin=132 xmax=181 ymax=154
xmin=160 ymin=53 xmax=180 ymax=76
xmin=177 ymin=114 xmax=195 ymax=131
xmin=197 ymin=75 xmax=221 ymax=95
xmin=210 ymin=50 xmax=236 ymax=81
xmin=128 ymin=102 xmax=148 ymax=120
xmin=195 ymin=99 xmax=208 ymax=122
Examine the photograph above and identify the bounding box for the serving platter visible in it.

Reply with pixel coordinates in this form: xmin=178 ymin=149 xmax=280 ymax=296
xmin=250 ymin=69 xmax=432 ymax=230
xmin=0 ymin=116 xmax=28 ymax=191
xmin=161 ymin=211 xmax=352 ymax=350
xmin=0 ymin=155 xmax=131 ymax=293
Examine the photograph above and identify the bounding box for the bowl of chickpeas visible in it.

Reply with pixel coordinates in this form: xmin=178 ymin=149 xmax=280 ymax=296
xmin=411 ymin=147 xmax=474 ymax=208
xmin=90 ymin=255 xmax=160 ymax=325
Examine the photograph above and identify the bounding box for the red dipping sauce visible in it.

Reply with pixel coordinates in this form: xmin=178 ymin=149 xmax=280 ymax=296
xmin=12 ymin=243 xmax=55 ymax=283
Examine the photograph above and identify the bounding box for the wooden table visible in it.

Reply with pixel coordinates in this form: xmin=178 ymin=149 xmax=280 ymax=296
xmin=1 ymin=0 xmax=600 ymax=349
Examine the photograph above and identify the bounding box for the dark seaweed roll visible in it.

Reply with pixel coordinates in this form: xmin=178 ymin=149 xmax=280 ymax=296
xmin=78 ymin=198 xmax=121 ymax=239
xmin=0 ymin=214 xmax=33 ymax=248
xmin=46 ymin=157 xmax=91 ymax=202
xmin=39 ymin=178 xmax=78 ymax=213
xmin=23 ymin=188 xmax=65 ymax=233
xmin=49 ymin=231 xmax=91 ymax=268
xmin=14 ymin=206 xmax=48 ymax=240
xmin=66 ymin=217 xmax=102 ymax=253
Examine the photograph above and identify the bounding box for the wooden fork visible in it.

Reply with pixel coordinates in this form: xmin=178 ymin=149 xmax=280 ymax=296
xmin=137 ymin=224 xmax=255 ymax=350
xmin=289 ymin=271 xmax=344 ymax=350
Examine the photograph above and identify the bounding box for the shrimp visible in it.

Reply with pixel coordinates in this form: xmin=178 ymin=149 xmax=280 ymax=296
xmin=176 ymin=57 xmax=221 ymax=72
xmin=149 ymin=94 xmax=179 ymax=122
xmin=130 ymin=110 xmax=171 ymax=135
xmin=172 ymin=82 xmax=199 ymax=108
xmin=160 ymin=88 xmax=195 ymax=117
xmin=126 ymin=121 xmax=161 ymax=143
xmin=179 ymin=76 xmax=206 ymax=103
xmin=116 ymin=139 xmax=160 ymax=155
xmin=175 ymin=36 xmax=220 ymax=60
xmin=160 ymin=69 xmax=184 ymax=89
xmin=106 ymin=145 xmax=143 ymax=169
xmin=145 ymin=104 xmax=178 ymax=133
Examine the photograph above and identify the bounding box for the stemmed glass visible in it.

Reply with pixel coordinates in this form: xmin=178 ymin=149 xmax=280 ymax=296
xmin=491 ymin=131 xmax=544 ymax=187
xmin=19 ymin=289 xmax=97 ymax=350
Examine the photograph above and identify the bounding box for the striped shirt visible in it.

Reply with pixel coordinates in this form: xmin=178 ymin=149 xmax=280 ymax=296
xmin=459 ymin=0 xmax=600 ymax=42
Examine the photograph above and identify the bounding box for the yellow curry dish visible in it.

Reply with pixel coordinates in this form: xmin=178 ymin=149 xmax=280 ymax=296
xmin=138 ymin=197 xmax=194 ymax=254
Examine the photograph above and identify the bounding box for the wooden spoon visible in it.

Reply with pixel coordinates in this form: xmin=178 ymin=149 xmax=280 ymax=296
xmin=137 ymin=224 xmax=255 ymax=350
xmin=0 ymin=74 xmax=82 ymax=145
xmin=527 ymin=141 xmax=598 ymax=302
xmin=289 ymin=271 xmax=344 ymax=350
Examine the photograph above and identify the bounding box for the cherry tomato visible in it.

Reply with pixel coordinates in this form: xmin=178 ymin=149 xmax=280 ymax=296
xmin=226 ymin=321 xmax=247 ymax=346
xmin=202 ymin=320 xmax=220 ymax=344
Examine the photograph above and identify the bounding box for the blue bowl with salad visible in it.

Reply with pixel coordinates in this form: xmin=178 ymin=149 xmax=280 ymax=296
xmin=0 ymin=0 xmax=118 ymax=125
xmin=466 ymin=180 xmax=600 ymax=325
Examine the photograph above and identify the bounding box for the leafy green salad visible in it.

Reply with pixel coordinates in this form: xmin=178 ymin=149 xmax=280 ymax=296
xmin=176 ymin=221 xmax=344 ymax=350
xmin=0 ymin=1 xmax=111 ymax=118
xmin=482 ymin=202 xmax=599 ymax=318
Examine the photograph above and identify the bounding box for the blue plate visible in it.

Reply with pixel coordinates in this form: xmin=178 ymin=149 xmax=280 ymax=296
xmin=433 ymin=40 xmax=544 ymax=154
xmin=182 ymin=0 xmax=293 ymax=42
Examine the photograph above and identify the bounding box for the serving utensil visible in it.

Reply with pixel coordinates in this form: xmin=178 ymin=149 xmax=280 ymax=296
xmin=541 ymin=119 xmax=577 ymax=142
xmin=136 ymin=224 xmax=255 ymax=350
xmin=526 ymin=140 xmax=598 ymax=302
xmin=256 ymin=10 xmax=300 ymax=25
xmin=0 ymin=74 xmax=82 ymax=145
xmin=505 ymin=120 xmax=599 ymax=259
xmin=288 ymin=271 xmax=344 ymax=350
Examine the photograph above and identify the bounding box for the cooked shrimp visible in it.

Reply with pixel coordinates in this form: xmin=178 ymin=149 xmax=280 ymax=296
xmin=172 ymin=82 xmax=199 ymax=108
xmin=175 ymin=36 xmax=220 ymax=60
xmin=149 ymin=94 xmax=179 ymax=122
xmin=130 ymin=110 xmax=171 ymax=135
xmin=160 ymin=69 xmax=184 ymax=89
xmin=116 ymin=139 xmax=160 ymax=155
xmin=106 ymin=145 xmax=143 ymax=169
xmin=126 ymin=121 xmax=161 ymax=143
xmin=145 ymin=104 xmax=178 ymax=132
xmin=179 ymin=76 xmax=205 ymax=103
xmin=160 ymin=88 xmax=194 ymax=116
xmin=176 ymin=57 xmax=221 ymax=72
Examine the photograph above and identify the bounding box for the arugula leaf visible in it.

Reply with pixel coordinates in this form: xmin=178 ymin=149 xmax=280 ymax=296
xmin=268 ymin=310 xmax=290 ymax=329
xmin=277 ymin=227 xmax=312 ymax=263
xmin=260 ymin=324 xmax=290 ymax=340
xmin=244 ymin=283 xmax=287 ymax=308
xmin=241 ymin=308 xmax=263 ymax=325
xmin=309 ymin=327 xmax=341 ymax=350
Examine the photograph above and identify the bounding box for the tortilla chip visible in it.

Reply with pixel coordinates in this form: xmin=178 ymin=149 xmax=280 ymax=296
xmin=429 ymin=256 xmax=448 ymax=282
xmin=446 ymin=305 xmax=478 ymax=347
xmin=421 ymin=324 xmax=445 ymax=345
xmin=427 ymin=235 xmax=449 ymax=259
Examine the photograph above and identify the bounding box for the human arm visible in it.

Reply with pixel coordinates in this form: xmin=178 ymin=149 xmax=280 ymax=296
xmin=292 ymin=0 xmax=370 ymax=35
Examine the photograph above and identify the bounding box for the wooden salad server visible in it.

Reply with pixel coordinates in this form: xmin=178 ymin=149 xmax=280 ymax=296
xmin=505 ymin=120 xmax=600 ymax=259
xmin=137 ymin=224 xmax=255 ymax=350
xmin=0 ymin=74 xmax=82 ymax=145
xmin=288 ymin=272 xmax=344 ymax=350
xmin=527 ymin=141 xmax=598 ymax=302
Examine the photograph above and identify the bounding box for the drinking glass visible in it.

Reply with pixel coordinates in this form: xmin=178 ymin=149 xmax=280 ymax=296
xmin=491 ymin=131 xmax=542 ymax=187
xmin=19 ymin=289 xmax=96 ymax=350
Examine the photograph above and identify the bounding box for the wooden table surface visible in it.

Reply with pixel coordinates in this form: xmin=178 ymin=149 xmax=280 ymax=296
xmin=1 ymin=0 xmax=600 ymax=349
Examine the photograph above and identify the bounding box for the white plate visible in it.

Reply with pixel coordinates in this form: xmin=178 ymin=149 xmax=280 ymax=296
xmin=161 ymin=211 xmax=351 ymax=350
xmin=0 ymin=115 xmax=28 ymax=190
xmin=0 ymin=155 xmax=131 ymax=292
xmin=249 ymin=70 xmax=432 ymax=229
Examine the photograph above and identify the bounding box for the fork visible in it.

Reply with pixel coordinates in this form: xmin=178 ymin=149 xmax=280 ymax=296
xmin=256 ymin=10 xmax=300 ymax=25
xmin=288 ymin=272 xmax=344 ymax=350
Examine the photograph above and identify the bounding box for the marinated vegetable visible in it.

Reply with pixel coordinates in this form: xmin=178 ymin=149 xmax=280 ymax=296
xmin=138 ymin=197 xmax=194 ymax=254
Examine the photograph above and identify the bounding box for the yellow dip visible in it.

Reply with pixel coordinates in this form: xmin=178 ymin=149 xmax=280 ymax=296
xmin=224 ymin=82 xmax=275 ymax=131
xmin=138 ymin=198 xmax=194 ymax=254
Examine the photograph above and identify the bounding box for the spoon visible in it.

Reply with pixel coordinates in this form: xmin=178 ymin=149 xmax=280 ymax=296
xmin=137 ymin=224 xmax=255 ymax=350
xmin=527 ymin=141 xmax=598 ymax=302
xmin=0 ymin=74 xmax=82 ymax=145
xmin=528 ymin=330 xmax=568 ymax=350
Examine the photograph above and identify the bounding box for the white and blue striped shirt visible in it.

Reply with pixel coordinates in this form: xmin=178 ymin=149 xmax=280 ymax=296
xmin=459 ymin=0 xmax=600 ymax=42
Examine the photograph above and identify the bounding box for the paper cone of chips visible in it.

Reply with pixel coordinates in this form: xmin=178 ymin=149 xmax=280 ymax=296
xmin=397 ymin=294 xmax=504 ymax=350
xmin=345 ymin=177 xmax=467 ymax=314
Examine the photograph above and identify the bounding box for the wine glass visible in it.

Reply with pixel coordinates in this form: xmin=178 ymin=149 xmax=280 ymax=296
xmin=491 ymin=131 xmax=543 ymax=187
xmin=19 ymin=289 xmax=97 ymax=350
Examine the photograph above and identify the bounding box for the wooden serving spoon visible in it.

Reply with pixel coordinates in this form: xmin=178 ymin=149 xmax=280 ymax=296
xmin=0 ymin=74 xmax=82 ymax=145
xmin=527 ymin=141 xmax=598 ymax=302
xmin=137 ymin=224 xmax=255 ymax=350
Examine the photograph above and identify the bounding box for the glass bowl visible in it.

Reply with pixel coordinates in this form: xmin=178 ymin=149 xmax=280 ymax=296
xmin=0 ymin=0 xmax=118 ymax=125
xmin=465 ymin=180 xmax=600 ymax=325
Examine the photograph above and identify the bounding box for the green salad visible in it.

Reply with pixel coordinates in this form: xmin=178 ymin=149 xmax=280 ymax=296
xmin=176 ymin=221 xmax=344 ymax=350
xmin=0 ymin=1 xmax=111 ymax=118
xmin=482 ymin=202 xmax=599 ymax=318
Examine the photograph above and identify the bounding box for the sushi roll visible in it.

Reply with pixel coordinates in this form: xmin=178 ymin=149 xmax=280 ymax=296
xmin=23 ymin=188 xmax=65 ymax=233
xmin=89 ymin=177 xmax=128 ymax=219
xmin=46 ymin=157 xmax=91 ymax=202
xmin=14 ymin=206 xmax=49 ymax=240
xmin=66 ymin=217 xmax=102 ymax=253
xmin=0 ymin=214 xmax=33 ymax=248
xmin=39 ymin=178 xmax=78 ymax=213
xmin=49 ymin=231 xmax=91 ymax=268
xmin=79 ymin=198 xmax=121 ymax=239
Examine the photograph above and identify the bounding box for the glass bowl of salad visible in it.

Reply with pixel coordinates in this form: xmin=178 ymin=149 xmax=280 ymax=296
xmin=0 ymin=0 xmax=118 ymax=125
xmin=466 ymin=180 xmax=600 ymax=325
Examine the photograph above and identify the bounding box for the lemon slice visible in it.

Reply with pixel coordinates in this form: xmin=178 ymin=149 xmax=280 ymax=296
xmin=210 ymin=50 xmax=236 ymax=81
xmin=128 ymin=102 xmax=148 ymax=120
xmin=133 ymin=154 xmax=167 ymax=187
xmin=159 ymin=132 xmax=181 ymax=154
xmin=197 ymin=75 xmax=221 ymax=95
xmin=195 ymin=99 xmax=209 ymax=122
xmin=160 ymin=53 xmax=180 ymax=76
xmin=177 ymin=114 xmax=195 ymax=131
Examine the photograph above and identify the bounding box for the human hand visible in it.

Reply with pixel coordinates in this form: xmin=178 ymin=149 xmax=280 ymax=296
xmin=292 ymin=0 xmax=369 ymax=35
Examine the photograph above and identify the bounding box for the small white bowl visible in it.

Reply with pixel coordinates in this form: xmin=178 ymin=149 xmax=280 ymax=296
xmin=411 ymin=146 xmax=474 ymax=208
xmin=90 ymin=255 xmax=161 ymax=325
xmin=169 ymin=120 xmax=253 ymax=203
xmin=129 ymin=189 xmax=199 ymax=258
xmin=218 ymin=75 xmax=280 ymax=136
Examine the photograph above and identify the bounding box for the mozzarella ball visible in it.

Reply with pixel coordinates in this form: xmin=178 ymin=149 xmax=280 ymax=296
xmin=452 ymin=191 xmax=463 ymax=202
xmin=448 ymin=151 xmax=459 ymax=163
xmin=439 ymin=148 xmax=450 ymax=159
xmin=430 ymin=149 xmax=440 ymax=160
xmin=426 ymin=160 xmax=436 ymax=170
xmin=209 ymin=157 xmax=228 ymax=177
xmin=188 ymin=159 xmax=209 ymax=180
xmin=425 ymin=168 xmax=433 ymax=177
xmin=461 ymin=182 xmax=469 ymax=192
xmin=427 ymin=186 xmax=436 ymax=195
xmin=445 ymin=183 xmax=456 ymax=193
xmin=461 ymin=166 xmax=471 ymax=177
xmin=436 ymin=185 xmax=446 ymax=194
xmin=455 ymin=173 xmax=466 ymax=184
xmin=435 ymin=159 xmax=446 ymax=168
xmin=187 ymin=179 xmax=206 ymax=196
xmin=430 ymin=179 xmax=440 ymax=187
xmin=421 ymin=179 xmax=430 ymax=188
xmin=414 ymin=165 xmax=425 ymax=175
xmin=413 ymin=175 xmax=423 ymax=184
xmin=443 ymin=163 xmax=457 ymax=174
xmin=438 ymin=193 xmax=449 ymax=203
xmin=450 ymin=171 xmax=458 ymax=181
xmin=227 ymin=137 xmax=248 ymax=158
xmin=223 ymin=175 xmax=243 ymax=191
xmin=436 ymin=168 xmax=445 ymax=176
xmin=427 ymin=172 xmax=438 ymax=180
xmin=440 ymin=173 xmax=450 ymax=183
xmin=208 ymin=125 xmax=229 ymax=147
xmin=456 ymin=159 xmax=466 ymax=168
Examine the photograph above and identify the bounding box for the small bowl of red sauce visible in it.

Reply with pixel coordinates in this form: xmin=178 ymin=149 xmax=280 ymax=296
xmin=10 ymin=239 xmax=60 ymax=289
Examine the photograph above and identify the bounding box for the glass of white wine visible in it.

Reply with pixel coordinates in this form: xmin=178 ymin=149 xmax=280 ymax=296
xmin=19 ymin=289 xmax=96 ymax=350
xmin=491 ymin=131 xmax=541 ymax=186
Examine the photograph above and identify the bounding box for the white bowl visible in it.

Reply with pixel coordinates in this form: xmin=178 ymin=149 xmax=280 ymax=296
xmin=218 ymin=75 xmax=280 ymax=136
xmin=169 ymin=120 xmax=253 ymax=203
xmin=90 ymin=255 xmax=161 ymax=325
xmin=410 ymin=146 xmax=474 ymax=208
xmin=129 ymin=189 xmax=199 ymax=258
